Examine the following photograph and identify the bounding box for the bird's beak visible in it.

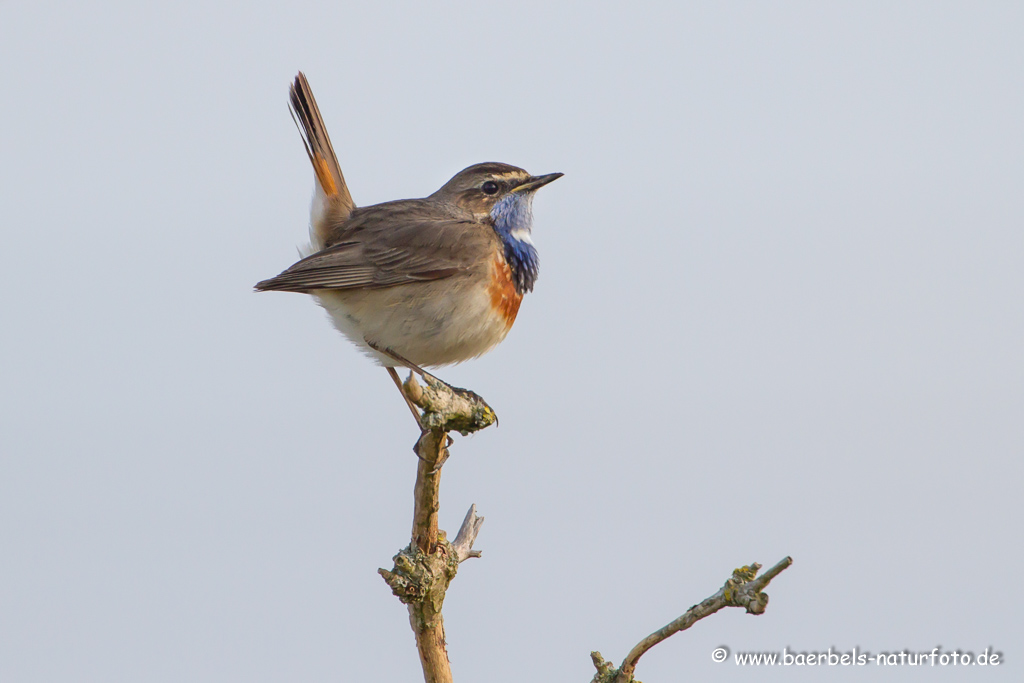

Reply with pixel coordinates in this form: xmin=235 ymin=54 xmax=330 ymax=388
xmin=512 ymin=172 xmax=564 ymax=193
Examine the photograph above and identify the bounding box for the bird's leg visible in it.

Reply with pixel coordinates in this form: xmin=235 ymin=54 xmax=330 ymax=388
xmin=389 ymin=368 xmax=434 ymax=465
xmin=386 ymin=366 xmax=423 ymax=426
xmin=369 ymin=340 xmax=430 ymax=434
xmin=367 ymin=339 xmax=498 ymax=429
xmin=367 ymin=339 xmax=454 ymax=391
xmin=366 ymin=340 xmax=433 ymax=382
xmin=427 ymin=434 xmax=454 ymax=474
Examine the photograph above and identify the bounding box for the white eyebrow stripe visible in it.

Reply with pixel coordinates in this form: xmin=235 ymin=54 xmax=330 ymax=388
xmin=493 ymin=171 xmax=529 ymax=181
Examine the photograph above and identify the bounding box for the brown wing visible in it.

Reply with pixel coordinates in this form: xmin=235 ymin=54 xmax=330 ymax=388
xmin=255 ymin=200 xmax=496 ymax=292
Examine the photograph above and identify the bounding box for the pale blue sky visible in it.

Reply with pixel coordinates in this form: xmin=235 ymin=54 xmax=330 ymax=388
xmin=1 ymin=2 xmax=1021 ymax=681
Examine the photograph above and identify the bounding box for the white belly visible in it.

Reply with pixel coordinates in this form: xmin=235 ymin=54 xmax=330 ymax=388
xmin=312 ymin=275 xmax=514 ymax=368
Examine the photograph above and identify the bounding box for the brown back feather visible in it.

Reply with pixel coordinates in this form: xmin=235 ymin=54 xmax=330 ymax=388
xmin=255 ymin=200 xmax=497 ymax=293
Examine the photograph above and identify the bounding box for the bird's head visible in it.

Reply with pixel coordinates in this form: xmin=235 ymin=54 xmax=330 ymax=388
xmin=433 ymin=162 xmax=561 ymax=295
xmin=431 ymin=162 xmax=562 ymax=220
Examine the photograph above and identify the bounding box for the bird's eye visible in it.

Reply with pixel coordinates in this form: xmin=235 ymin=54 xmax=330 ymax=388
xmin=481 ymin=181 xmax=500 ymax=195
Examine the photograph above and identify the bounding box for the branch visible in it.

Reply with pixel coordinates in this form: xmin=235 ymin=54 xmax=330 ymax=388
xmin=403 ymin=373 xmax=497 ymax=435
xmin=452 ymin=504 xmax=484 ymax=562
xmin=590 ymin=556 xmax=793 ymax=683
xmin=379 ymin=376 xmax=496 ymax=683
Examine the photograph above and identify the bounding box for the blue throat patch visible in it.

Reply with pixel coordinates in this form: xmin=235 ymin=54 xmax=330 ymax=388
xmin=490 ymin=193 xmax=540 ymax=294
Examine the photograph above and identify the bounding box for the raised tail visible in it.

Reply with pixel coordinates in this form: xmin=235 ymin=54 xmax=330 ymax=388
xmin=289 ymin=72 xmax=355 ymax=248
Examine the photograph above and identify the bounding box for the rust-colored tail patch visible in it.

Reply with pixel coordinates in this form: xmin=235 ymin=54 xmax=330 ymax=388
xmin=289 ymin=72 xmax=354 ymax=214
xmin=313 ymin=154 xmax=339 ymax=197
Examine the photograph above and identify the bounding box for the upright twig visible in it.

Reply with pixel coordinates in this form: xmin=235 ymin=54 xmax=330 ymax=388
xmin=379 ymin=375 xmax=496 ymax=683
xmin=451 ymin=505 xmax=484 ymax=562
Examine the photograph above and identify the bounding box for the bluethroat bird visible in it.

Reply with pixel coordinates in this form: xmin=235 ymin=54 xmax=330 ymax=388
xmin=256 ymin=73 xmax=562 ymax=420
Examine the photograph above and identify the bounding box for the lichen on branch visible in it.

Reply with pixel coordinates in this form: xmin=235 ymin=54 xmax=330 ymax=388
xmin=404 ymin=374 xmax=497 ymax=434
